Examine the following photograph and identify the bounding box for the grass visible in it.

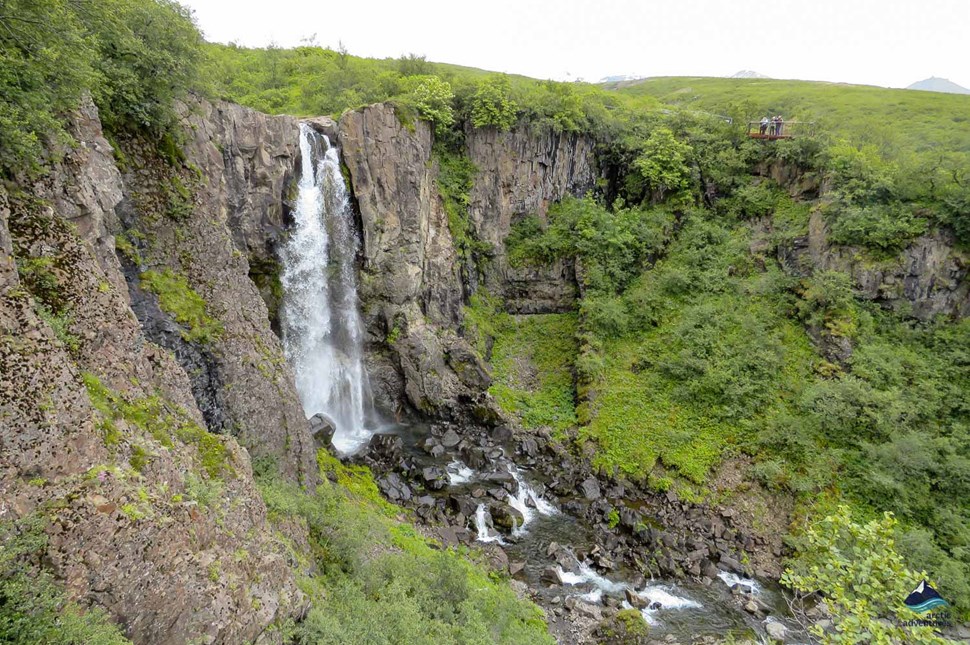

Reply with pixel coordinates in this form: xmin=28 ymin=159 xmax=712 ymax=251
xmin=609 ymin=76 xmax=970 ymax=154
xmin=487 ymin=313 xmax=579 ymax=439
xmin=139 ymin=269 xmax=223 ymax=345
xmin=257 ymin=452 xmax=554 ymax=645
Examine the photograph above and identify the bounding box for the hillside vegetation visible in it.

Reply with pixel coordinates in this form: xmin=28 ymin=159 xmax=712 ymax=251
xmin=5 ymin=1 xmax=969 ymax=638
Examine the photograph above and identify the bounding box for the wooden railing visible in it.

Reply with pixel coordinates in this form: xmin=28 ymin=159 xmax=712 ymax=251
xmin=746 ymin=121 xmax=815 ymax=139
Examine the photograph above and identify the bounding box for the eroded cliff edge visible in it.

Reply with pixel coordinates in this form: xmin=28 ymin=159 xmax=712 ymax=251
xmin=1 ymin=97 xmax=316 ymax=643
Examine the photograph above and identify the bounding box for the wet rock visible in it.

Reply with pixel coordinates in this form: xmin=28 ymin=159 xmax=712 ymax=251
xmin=649 ymin=601 xmax=662 ymax=610
xmin=421 ymin=466 xmax=448 ymax=490
xmin=519 ymin=437 xmax=539 ymax=457
xmin=378 ymin=473 xmax=413 ymax=502
xmin=422 ymin=437 xmax=441 ymax=455
xmin=367 ymin=433 xmax=403 ymax=463
xmin=565 ymin=596 xmax=602 ymax=619
xmin=308 ymin=413 xmax=336 ymax=448
xmin=718 ymin=555 xmax=743 ymax=574
xmin=765 ymin=621 xmax=787 ymax=641
xmin=490 ymin=504 xmax=524 ymax=532
xmin=509 ymin=561 xmax=526 ymax=577
xmin=492 ymin=425 xmax=513 ymax=443
xmin=625 ymin=588 xmax=648 ymax=609
xmin=448 ymin=495 xmax=479 ymax=517
xmin=743 ymin=600 xmax=760 ymax=615
xmin=541 ymin=566 xmax=565 ymax=585
xmin=701 ymin=559 xmax=720 ymax=580
xmin=462 ymin=445 xmax=487 ymax=469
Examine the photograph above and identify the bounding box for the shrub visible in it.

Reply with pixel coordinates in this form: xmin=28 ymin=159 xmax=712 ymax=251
xmin=471 ymin=76 xmax=518 ymax=131
xmin=0 ymin=516 xmax=130 ymax=644
xmin=783 ymin=506 xmax=951 ymax=644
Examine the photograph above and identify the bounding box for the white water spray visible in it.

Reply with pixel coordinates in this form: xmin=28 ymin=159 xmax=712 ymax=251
xmin=507 ymin=466 xmax=557 ymax=537
xmin=474 ymin=504 xmax=506 ymax=544
xmin=280 ymin=123 xmax=374 ymax=454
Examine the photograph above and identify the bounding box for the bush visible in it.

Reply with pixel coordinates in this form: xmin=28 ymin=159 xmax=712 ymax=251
xmin=471 ymin=76 xmax=518 ymax=131
xmin=783 ymin=506 xmax=951 ymax=644
xmin=0 ymin=517 xmax=130 ymax=644
xmin=827 ymin=202 xmax=928 ymax=252
xmin=402 ymin=75 xmax=455 ymax=135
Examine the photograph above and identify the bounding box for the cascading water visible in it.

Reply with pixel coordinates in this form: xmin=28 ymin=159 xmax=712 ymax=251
xmin=280 ymin=123 xmax=375 ymax=454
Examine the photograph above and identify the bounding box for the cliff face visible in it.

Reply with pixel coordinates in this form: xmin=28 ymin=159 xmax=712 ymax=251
xmin=0 ymin=98 xmax=313 ymax=643
xmin=466 ymin=125 xmax=595 ymax=313
xmin=338 ymin=105 xmax=596 ymax=416
xmin=780 ymin=210 xmax=969 ymax=320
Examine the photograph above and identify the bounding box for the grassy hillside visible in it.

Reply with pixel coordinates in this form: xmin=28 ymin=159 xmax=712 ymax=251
xmin=608 ymin=76 xmax=970 ymax=154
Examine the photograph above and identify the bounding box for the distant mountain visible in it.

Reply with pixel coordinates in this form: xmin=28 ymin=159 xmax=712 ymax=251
xmin=906 ymin=77 xmax=970 ymax=95
xmin=731 ymin=70 xmax=770 ymax=79
xmin=599 ymin=74 xmax=645 ymax=83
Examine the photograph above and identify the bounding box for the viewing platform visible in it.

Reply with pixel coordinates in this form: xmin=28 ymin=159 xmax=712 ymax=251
xmin=747 ymin=121 xmax=815 ymax=140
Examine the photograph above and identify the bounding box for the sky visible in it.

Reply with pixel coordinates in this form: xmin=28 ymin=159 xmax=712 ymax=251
xmin=182 ymin=0 xmax=970 ymax=90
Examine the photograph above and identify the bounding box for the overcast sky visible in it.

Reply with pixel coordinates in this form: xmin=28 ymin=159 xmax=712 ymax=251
xmin=182 ymin=0 xmax=970 ymax=89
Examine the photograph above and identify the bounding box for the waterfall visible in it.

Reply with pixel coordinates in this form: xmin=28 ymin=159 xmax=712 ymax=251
xmin=474 ymin=504 xmax=506 ymax=544
xmin=280 ymin=123 xmax=374 ymax=454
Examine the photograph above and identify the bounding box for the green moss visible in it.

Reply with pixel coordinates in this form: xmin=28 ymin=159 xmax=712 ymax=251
xmin=139 ymin=269 xmax=223 ymax=344
xmin=114 ymin=230 xmax=146 ymax=266
xmin=81 ymin=372 xmax=232 ymax=478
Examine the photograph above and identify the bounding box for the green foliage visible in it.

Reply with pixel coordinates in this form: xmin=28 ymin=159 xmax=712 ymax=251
xmin=782 ymin=506 xmax=951 ymax=644
xmin=827 ymin=202 xmax=928 ymax=252
xmin=488 ymin=313 xmax=579 ymax=438
xmin=400 ymin=75 xmax=455 ymax=134
xmin=471 ymin=76 xmax=518 ymax=130
xmin=0 ymin=516 xmax=130 ymax=644
xmin=506 ymin=195 xmax=675 ymax=295
xmin=139 ymin=269 xmax=224 ymax=344
xmin=0 ymin=0 xmax=202 ymax=176
xmin=434 ymin=147 xmax=490 ymax=261
xmin=633 ymin=127 xmax=693 ymax=202
xmin=257 ymin=456 xmax=553 ymax=645
xmin=461 ymin=290 xmax=510 ymax=359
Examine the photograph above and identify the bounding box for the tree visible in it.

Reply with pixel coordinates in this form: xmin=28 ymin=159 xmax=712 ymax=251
xmin=404 ymin=75 xmax=454 ymax=135
xmin=471 ymin=76 xmax=518 ymax=131
xmin=782 ymin=506 xmax=951 ymax=644
xmin=633 ymin=128 xmax=693 ymax=202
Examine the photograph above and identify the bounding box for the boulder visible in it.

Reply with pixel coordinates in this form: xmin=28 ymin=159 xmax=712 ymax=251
xmin=765 ymin=621 xmax=787 ymax=642
xmin=624 ymin=588 xmax=648 ymax=609
xmin=580 ymin=477 xmax=602 ymax=500
xmin=308 ymin=412 xmax=336 ymax=448
xmin=441 ymin=428 xmax=461 ymax=448
xmin=366 ymin=433 xmax=403 ymax=463
xmin=490 ymin=504 xmax=524 ymax=532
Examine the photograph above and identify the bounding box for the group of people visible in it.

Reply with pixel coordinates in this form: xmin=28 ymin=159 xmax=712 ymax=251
xmin=759 ymin=115 xmax=785 ymax=136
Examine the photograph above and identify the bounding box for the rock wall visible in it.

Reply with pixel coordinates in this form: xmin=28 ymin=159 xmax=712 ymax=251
xmin=112 ymin=98 xmax=318 ymax=483
xmin=466 ymin=125 xmax=596 ymax=313
xmin=338 ymin=105 xmax=597 ymax=416
xmin=0 ymin=98 xmax=312 ymax=643
xmin=780 ymin=209 xmax=969 ymax=320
